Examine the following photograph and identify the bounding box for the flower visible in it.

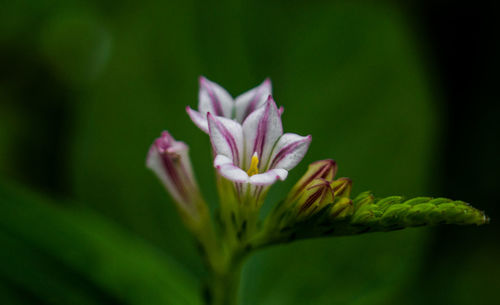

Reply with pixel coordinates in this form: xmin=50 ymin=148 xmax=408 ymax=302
xmin=186 ymin=76 xmax=274 ymax=133
xmin=208 ymin=96 xmax=311 ymax=188
xmin=146 ymin=131 xmax=202 ymax=219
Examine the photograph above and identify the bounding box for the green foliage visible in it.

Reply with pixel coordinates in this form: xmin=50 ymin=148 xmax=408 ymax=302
xmin=0 ymin=182 xmax=201 ymax=305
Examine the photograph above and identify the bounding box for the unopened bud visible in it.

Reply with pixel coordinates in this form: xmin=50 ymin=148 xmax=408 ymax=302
xmin=296 ymin=178 xmax=334 ymax=219
xmin=353 ymin=191 xmax=375 ymax=209
xmin=330 ymin=197 xmax=354 ymax=220
xmin=147 ymin=131 xmax=202 ymax=220
xmin=287 ymin=159 xmax=337 ymax=203
xmin=331 ymin=178 xmax=352 ymax=198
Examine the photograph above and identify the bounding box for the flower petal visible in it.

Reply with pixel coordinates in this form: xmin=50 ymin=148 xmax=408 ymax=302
xmin=186 ymin=106 xmax=209 ymax=133
xmin=198 ymin=76 xmax=234 ymax=118
xmin=208 ymin=113 xmax=244 ymax=166
xmin=269 ymin=133 xmax=312 ymax=170
xmin=214 ymin=154 xmax=249 ymax=183
xmin=249 ymin=168 xmax=288 ymax=186
xmin=242 ymin=96 xmax=283 ymax=170
xmin=234 ymin=78 xmax=272 ymax=122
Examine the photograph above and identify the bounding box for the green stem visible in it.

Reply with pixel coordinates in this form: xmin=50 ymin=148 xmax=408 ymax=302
xmin=205 ymin=257 xmax=244 ymax=305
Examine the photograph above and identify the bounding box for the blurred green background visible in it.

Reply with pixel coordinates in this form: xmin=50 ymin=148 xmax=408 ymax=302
xmin=1 ymin=0 xmax=498 ymax=304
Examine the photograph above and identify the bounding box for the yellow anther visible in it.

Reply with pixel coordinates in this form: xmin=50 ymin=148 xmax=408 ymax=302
xmin=247 ymin=153 xmax=260 ymax=176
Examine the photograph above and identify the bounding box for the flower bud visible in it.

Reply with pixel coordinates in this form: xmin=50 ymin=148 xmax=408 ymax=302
xmin=330 ymin=177 xmax=352 ymax=198
xmin=287 ymin=159 xmax=337 ymax=203
xmin=353 ymin=191 xmax=375 ymax=209
xmin=330 ymin=197 xmax=354 ymax=220
xmin=146 ymin=131 xmax=202 ymax=219
xmin=296 ymin=178 xmax=334 ymax=219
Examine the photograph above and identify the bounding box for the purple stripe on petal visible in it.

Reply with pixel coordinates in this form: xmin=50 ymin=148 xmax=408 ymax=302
xmin=210 ymin=114 xmax=240 ymax=165
xmin=269 ymin=137 xmax=309 ymax=169
xmin=253 ymin=100 xmax=271 ymax=159
xmin=269 ymin=141 xmax=299 ymax=168
xmin=216 ymin=122 xmax=240 ymax=164
xmin=200 ymin=77 xmax=224 ymax=116
xmin=242 ymin=96 xmax=283 ymax=170
xmin=241 ymin=78 xmax=271 ymax=120
xmin=268 ymin=134 xmax=311 ymax=171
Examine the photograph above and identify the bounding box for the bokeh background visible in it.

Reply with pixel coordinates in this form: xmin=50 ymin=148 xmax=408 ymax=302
xmin=1 ymin=1 xmax=498 ymax=304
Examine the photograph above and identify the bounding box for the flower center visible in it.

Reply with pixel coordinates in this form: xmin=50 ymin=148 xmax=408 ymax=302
xmin=247 ymin=153 xmax=260 ymax=176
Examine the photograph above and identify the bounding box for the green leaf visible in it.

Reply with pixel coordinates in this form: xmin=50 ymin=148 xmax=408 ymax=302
xmin=0 ymin=181 xmax=201 ymax=305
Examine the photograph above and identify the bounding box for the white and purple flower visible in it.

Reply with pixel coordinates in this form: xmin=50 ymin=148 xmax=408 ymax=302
xmin=208 ymin=96 xmax=311 ymax=188
xmin=186 ymin=76 xmax=274 ymax=133
xmin=149 ymin=77 xmax=311 ymax=213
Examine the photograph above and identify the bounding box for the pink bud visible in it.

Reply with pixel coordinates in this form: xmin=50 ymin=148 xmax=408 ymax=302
xmin=147 ymin=131 xmax=201 ymax=218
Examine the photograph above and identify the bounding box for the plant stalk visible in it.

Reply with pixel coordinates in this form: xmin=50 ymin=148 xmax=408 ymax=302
xmin=204 ymin=257 xmax=244 ymax=305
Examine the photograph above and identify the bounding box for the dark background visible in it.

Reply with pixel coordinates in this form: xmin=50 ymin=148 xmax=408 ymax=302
xmin=1 ymin=1 xmax=498 ymax=304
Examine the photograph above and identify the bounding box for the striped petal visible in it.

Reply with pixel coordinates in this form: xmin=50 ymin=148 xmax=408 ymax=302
xmin=198 ymin=76 xmax=234 ymax=118
xmin=186 ymin=106 xmax=209 ymax=133
xmin=242 ymin=96 xmax=283 ymax=170
xmin=208 ymin=113 xmax=244 ymax=166
xmin=234 ymin=78 xmax=272 ymax=122
xmin=214 ymin=154 xmax=249 ymax=183
xmin=248 ymin=168 xmax=288 ymax=186
xmin=269 ymin=133 xmax=312 ymax=170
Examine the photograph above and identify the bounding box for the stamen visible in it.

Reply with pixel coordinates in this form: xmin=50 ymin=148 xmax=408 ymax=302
xmin=247 ymin=153 xmax=260 ymax=176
